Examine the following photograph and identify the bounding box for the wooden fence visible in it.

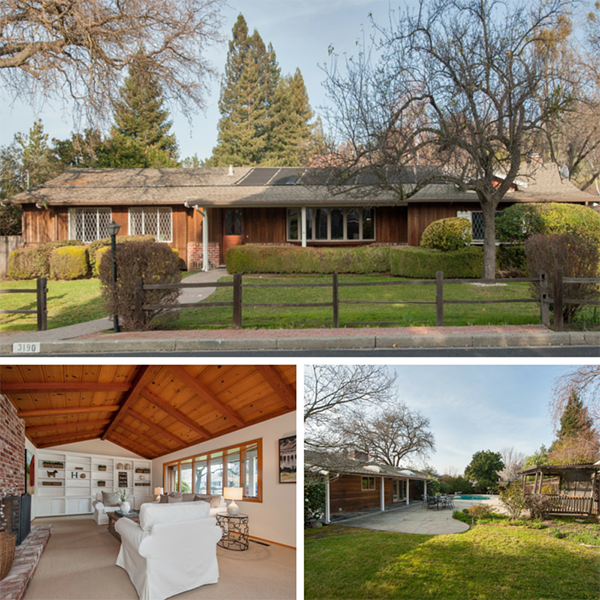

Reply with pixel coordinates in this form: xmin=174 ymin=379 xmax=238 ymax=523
xmin=540 ymin=494 xmax=595 ymax=515
xmin=0 ymin=277 xmax=48 ymax=331
xmin=0 ymin=236 xmax=22 ymax=278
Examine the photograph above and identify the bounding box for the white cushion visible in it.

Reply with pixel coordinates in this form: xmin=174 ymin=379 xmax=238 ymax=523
xmin=139 ymin=501 xmax=210 ymax=532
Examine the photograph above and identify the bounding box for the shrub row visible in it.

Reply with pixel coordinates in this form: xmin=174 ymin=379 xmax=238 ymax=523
xmin=226 ymin=244 xmax=484 ymax=278
xmin=8 ymin=241 xmax=86 ymax=280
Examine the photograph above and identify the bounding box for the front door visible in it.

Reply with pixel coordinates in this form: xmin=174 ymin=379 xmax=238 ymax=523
xmin=222 ymin=209 xmax=244 ymax=261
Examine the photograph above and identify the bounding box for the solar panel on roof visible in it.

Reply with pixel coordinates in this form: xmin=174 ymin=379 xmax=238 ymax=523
xmin=236 ymin=168 xmax=280 ymax=186
xmin=270 ymin=168 xmax=303 ymax=185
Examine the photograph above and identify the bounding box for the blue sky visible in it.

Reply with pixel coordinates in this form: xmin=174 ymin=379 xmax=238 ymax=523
xmin=0 ymin=0 xmax=395 ymax=161
xmin=384 ymin=365 xmax=577 ymax=475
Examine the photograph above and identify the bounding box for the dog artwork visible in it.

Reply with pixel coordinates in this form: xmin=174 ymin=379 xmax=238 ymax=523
xmin=47 ymin=470 xmax=58 ymax=478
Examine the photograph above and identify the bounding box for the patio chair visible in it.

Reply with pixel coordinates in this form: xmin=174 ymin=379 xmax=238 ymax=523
xmin=426 ymin=496 xmax=439 ymax=510
xmin=421 ymin=494 xmax=428 ymax=509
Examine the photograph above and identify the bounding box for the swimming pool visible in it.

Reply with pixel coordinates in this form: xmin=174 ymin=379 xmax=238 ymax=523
xmin=454 ymin=495 xmax=493 ymax=501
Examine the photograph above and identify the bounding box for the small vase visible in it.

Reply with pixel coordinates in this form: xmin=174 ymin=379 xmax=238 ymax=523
xmin=120 ymin=501 xmax=131 ymax=514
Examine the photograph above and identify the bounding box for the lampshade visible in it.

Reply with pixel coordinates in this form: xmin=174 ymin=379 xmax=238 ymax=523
xmin=107 ymin=220 xmax=121 ymax=237
xmin=154 ymin=487 xmax=164 ymax=496
xmin=224 ymin=487 xmax=243 ymax=501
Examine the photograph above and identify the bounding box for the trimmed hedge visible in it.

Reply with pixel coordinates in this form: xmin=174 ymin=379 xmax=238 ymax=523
xmin=94 ymin=246 xmax=112 ymax=276
xmin=496 ymin=245 xmax=528 ymax=277
xmin=496 ymin=203 xmax=600 ymax=243
xmin=420 ymin=217 xmax=473 ymax=251
xmin=49 ymin=246 xmax=90 ymax=280
xmin=7 ymin=249 xmax=36 ymax=280
xmin=88 ymin=235 xmax=156 ymax=272
xmin=226 ymin=245 xmax=392 ymax=274
xmin=390 ymin=246 xmax=483 ymax=279
xmin=226 ymin=244 xmax=484 ymax=279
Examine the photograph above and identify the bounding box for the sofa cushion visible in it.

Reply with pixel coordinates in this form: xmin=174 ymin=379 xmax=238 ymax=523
xmin=102 ymin=491 xmax=120 ymax=507
xmin=167 ymin=492 xmax=183 ymax=503
xmin=182 ymin=493 xmax=196 ymax=502
xmin=194 ymin=494 xmax=224 ymax=508
xmin=139 ymin=501 xmax=211 ymax=532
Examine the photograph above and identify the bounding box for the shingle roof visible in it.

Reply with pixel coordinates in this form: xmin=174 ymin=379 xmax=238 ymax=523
xmin=8 ymin=164 xmax=591 ymax=207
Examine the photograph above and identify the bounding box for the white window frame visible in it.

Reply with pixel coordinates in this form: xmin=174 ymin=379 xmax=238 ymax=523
xmin=128 ymin=207 xmax=173 ymax=243
xmin=287 ymin=207 xmax=376 ymax=242
xmin=68 ymin=207 xmax=112 ymax=243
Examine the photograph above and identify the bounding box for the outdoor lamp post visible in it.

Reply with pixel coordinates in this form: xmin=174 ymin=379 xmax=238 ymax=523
xmin=107 ymin=220 xmax=121 ymax=333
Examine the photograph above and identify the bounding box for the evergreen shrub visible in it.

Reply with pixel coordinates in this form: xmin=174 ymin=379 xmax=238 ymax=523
xmin=32 ymin=241 xmax=85 ymax=277
xmin=98 ymin=241 xmax=181 ymax=331
xmin=49 ymin=246 xmax=90 ymax=280
xmin=304 ymin=484 xmax=326 ymax=523
xmin=496 ymin=245 xmax=528 ymax=277
xmin=88 ymin=235 xmax=156 ymax=272
xmin=390 ymin=246 xmax=483 ymax=278
xmin=496 ymin=203 xmax=600 ymax=244
xmin=7 ymin=248 xmax=36 ymax=279
xmin=420 ymin=217 xmax=473 ymax=251
xmin=226 ymin=245 xmax=392 ymax=274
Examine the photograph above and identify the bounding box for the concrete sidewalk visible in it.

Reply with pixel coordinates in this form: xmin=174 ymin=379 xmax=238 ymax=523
xmin=1 ymin=322 xmax=598 ymax=354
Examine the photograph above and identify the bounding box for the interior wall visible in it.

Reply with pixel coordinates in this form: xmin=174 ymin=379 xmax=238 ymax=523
xmin=151 ymin=412 xmax=296 ymax=548
xmin=44 ymin=439 xmax=142 ymax=458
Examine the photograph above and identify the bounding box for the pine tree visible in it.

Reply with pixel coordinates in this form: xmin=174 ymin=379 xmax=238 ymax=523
xmin=557 ymin=392 xmax=594 ymax=440
xmin=210 ymin=15 xmax=280 ymax=166
xmin=103 ymin=52 xmax=179 ymax=168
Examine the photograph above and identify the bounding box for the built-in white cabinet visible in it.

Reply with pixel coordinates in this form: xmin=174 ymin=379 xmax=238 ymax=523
xmin=36 ymin=450 xmax=153 ymax=517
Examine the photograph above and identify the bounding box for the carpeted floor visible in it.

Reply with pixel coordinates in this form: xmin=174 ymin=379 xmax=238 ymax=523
xmin=25 ymin=515 xmax=296 ymax=600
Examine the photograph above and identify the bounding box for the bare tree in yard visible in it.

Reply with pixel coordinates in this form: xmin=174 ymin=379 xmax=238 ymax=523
xmin=0 ymin=0 xmax=225 ymax=120
xmin=497 ymin=447 xmax=526 ymax=482
xmin=323 ymin=0 xmax=576 ymax=279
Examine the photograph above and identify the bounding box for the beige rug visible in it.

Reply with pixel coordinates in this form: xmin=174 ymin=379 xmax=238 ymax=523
xmin=25 ymin=515 xmax=296 ymax=600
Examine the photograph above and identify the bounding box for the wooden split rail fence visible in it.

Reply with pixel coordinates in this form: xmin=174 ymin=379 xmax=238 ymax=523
xmin=0 ymin=277 xmax=47 ymax=331
xmin=134 ymin=271 xmax=589 ymax=329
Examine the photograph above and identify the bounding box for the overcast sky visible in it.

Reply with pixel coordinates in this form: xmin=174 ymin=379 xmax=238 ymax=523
xmin=378 ymin=364 xmax=579 ymax=475
xmin=0 ymin=0 xmax=396 ymax=161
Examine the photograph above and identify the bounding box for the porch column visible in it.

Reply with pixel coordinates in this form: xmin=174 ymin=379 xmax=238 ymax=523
xmin=325 ymin=479 xmax=330 ymax=524
xmin=424 ymin=480 xmax=427 ymax=496
xmin=406 ymin=479 xmax=410 ymax=506
xmin=538 ymin=473 xmax=544 ymax=494
xmin=534 ymin=472 xmax=539 ymax=494
xmin=202 ymin=207 xmax=210 ymax=272
xmin=380 ymin=477 xmax=385 ymax=511
xmin=301 ymin=207 xmax=307 ymax=248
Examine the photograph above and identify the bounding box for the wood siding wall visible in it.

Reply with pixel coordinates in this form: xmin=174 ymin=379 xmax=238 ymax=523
xmin=330 ymin=475 xmax=425 ymax=514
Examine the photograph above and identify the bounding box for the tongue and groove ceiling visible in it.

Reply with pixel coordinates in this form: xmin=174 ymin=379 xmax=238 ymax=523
xmin=0 ymin=365 xmax=296 ymax=459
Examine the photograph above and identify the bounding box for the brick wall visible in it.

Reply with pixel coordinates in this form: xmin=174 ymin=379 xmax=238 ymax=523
xmin=187 ymin=242 xmax=221 ymax=270
xmin=0 ymin=395 xmax=25 ymax=494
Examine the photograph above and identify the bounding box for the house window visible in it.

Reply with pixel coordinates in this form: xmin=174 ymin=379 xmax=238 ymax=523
xmin=129 ymin=207 xmax=172 ymax=242
xmin=163 ymin=439 xmax=262 ymax=501
xmin=459 ymin=210 xmax=502 ymax=243
xmin=224 ymin=209 xmax=243 ymax=235
xmin=361 ymin=476 xmax=376 ymax=491
xmin=287 ymin=208 xmax=376 ymax=242
xmin=69 ymin=208 xmax=112 ymax=242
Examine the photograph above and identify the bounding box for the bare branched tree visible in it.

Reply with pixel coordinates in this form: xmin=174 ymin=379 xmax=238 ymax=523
xmin=497 ymin=447 xmax=527 ymax=482
xmin=550 ymin=366 xmax=600 ymax=427
xmin=322 ymin=0 xmax=577 ymax=279
xmin=0 ymin=0 xmax=225 ymax=120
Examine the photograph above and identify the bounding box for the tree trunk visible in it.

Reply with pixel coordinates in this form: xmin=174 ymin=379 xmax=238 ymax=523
xmin=481 ymin=200 xmax=497 ymax=280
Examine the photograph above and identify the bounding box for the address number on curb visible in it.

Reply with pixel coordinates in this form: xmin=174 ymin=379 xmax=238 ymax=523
xmin=13 ymin=342 xmax=41 ymax=354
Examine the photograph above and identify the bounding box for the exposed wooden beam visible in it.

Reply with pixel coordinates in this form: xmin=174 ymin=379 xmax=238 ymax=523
xmin=3 ymin=382 xmax=131 ymax=393
xmin=31 ymin=429 xmax=105 ymax=447
xmin=36 ymin=434 xmax=103 ymax=449
xmin=102 ymin=366 xmax=157 ymax=440
xmin=109 ymin=431 xmax=155 ymax=459
xmin=128 ymin=409 xmax=186 ymax=448
xmin=256 ymin=366 xmax=296 ymax=410
xmin=18 ymin=406 xmax=120 ymax=418
xmin=116 ymin=422 xmax=171 ymax=454
xmin=167 ymin=366 xmax=245 ymax=428
xmin=26 ymin=419 xmax=111 ymax=434
xmin=138 ymin=387 xmax=211 ymax=440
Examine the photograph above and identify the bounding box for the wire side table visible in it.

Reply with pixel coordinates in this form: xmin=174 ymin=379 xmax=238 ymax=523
xmin=216 ymin=513 xmax=249 ymax=551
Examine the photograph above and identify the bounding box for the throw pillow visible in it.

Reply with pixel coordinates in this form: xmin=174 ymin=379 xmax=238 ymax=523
xmin=159 ymin=494 xmax=169 ymax=504
xmin=167 ymin=492 xmax=183 ymax=503
xmin=194 ymin=494 xmax=223 ymax=508
xmin=101 ymin=491 xmax=120 ymax=507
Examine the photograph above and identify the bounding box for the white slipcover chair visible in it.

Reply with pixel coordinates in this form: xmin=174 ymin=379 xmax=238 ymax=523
xmin=115 ymin=501 xmax=222 ymax=600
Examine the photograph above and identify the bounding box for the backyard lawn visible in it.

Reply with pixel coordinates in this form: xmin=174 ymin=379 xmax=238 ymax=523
xmin=304 ymin=524 xmax=600 ymax=599
xmin=165 ymin=274 xmax=542 ymax=330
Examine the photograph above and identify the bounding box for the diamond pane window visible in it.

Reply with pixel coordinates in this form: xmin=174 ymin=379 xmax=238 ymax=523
xmin=471 ymin=211 xmax=502 ymax=242
xmin=128 ymin=207 xmax=172 ymax=242
xmin=71 ymin=208 xmax=112 ymax=242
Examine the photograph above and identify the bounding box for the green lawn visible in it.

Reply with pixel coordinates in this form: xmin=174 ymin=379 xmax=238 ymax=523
xmin=165 ymin=274 xmax=541 ymax=330
xmin=0 ymin=279 xmax=107 ymax=332
xmin=304 ymin=525 xmax=600 ymax=600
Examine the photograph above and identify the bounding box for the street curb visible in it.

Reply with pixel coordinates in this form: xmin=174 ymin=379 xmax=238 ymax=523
xmin=2 ymin=330 xmax=598 ymax=354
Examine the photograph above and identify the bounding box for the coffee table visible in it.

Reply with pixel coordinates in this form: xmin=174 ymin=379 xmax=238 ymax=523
xmin=107 ymin=510 xmax=140 ymax=541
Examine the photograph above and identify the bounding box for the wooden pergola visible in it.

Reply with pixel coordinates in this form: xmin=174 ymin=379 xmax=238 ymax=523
xmin=518 ymin=464 xmax=600 ymax=516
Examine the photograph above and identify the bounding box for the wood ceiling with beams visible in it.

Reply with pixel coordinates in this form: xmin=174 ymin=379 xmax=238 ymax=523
xmin=1 ymin=365 xmax=296 ymax=459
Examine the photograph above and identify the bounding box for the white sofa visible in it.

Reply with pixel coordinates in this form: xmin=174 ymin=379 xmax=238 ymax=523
xmin=116 ymin=502 xmax=222 ymax=600
xmin=93 ymin=492 xmax=125 ymax=525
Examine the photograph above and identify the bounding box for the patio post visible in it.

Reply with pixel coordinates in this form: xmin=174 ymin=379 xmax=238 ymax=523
xmin=380 ymin=477 xmax=385 ymax=511
xmin=301 ymin=207 xmax=307 ymax=247
xmin=325 ymin=479 xmax=331 ymax=524
xmin=424 ymin=480 xmax=427 ymax=496
xmin=202 ymin=208 xmax=209 ymax=272
xmin=406 ymin=479 xmax=410 ymax=506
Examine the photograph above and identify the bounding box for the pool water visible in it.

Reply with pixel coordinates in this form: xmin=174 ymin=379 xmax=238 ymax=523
xmin=455 ymin=495 xmax=493 ymax=501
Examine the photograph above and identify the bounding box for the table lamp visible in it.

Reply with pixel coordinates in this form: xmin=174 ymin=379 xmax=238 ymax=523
xmin=154 ymin=487 xmax=164 ymax=501
xmin=224 ymin=487 xmax=243 ymax=515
